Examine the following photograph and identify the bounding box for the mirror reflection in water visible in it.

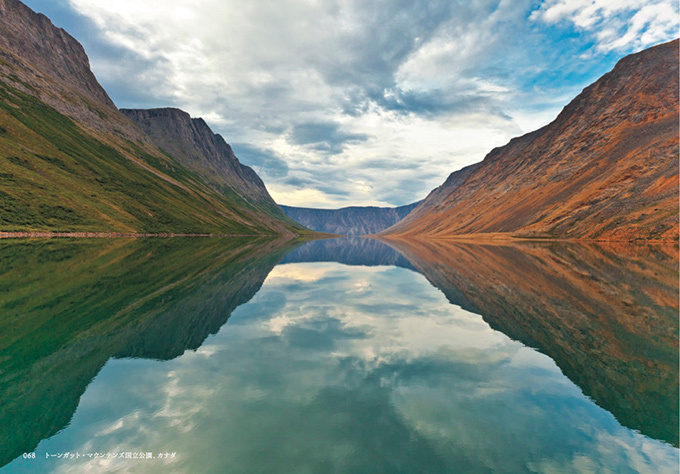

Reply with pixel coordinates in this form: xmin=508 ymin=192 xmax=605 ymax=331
xmin=2 ymin=237 xmax=677 ymax=472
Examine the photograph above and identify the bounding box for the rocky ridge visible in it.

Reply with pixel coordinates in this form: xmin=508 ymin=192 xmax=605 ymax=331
xmin=121 ymin=108 xmax=285 ymax=217
xmin=384 ymin=40 xmax=679 ymax=241
xmin=0 ymin=0 xmax=305 ymax=234
xmin=0 ymin=0 xmax=146 ymax=140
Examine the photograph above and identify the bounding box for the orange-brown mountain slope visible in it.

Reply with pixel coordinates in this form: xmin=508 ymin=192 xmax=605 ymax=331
xmin=383 ymin=40 xmax=679 ymax=242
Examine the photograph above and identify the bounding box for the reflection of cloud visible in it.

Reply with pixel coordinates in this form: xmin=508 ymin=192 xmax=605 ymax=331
xmin=266 ymin=264 xmax=337 ymax=283
xmin=26 ymin=263 xmax=678 ymax=474
xmin=527 ymin=430 xmax=679 ymax=474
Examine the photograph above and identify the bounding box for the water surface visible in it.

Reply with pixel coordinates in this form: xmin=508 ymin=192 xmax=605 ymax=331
xmin=2 ymin=237 xmax=678 ymax=473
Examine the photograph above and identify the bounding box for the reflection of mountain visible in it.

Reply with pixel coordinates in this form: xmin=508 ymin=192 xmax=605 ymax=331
xmin=382 ymin=237 xmax=679 ymax=446
xmin=0 ymin=237 xmax=301 ymax=467
xmin=280 ymin=237 xmax=415 ymax=270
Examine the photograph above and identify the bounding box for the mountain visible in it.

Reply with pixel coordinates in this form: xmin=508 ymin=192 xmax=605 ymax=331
xmin=120 ymin=108 xmax=294 ymax=221
xmin=384 ymin=40 xmax=679 ymax=241
xmin=0 ymin=0 xmax=305 ymax=235
xmin=383 ymin=238 xmax=679 ymax=446
xmin=281 ymin=202 xmax=419 ymax=236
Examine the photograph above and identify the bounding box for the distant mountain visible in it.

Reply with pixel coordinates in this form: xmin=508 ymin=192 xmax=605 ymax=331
xmin=384 ymin=40 xmax=679 ymax=241
xmin=281 ymin=202 xmax=419 ymax=236
xmin=0 ymin=0 xmax=305 ymax=235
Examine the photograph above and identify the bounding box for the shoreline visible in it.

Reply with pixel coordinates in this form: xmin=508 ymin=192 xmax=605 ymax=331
xmin=0 ymin=231 xmax=337 ymax=239
xmin=375 ymin=232 xmax=679 ymax=245
xmin=0 ymin=232 xmax=282 ymax=239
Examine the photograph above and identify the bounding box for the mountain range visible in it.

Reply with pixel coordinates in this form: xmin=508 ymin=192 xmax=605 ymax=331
xmin=0 ymin=0 xmax=677 ymax=242
xmin=383 ymin=40 xmax=679 ymax=242
xmin=0 ymin=0 xmax=305 ymax=235
xmin=280 ymin=202 xmax=419 ymax=235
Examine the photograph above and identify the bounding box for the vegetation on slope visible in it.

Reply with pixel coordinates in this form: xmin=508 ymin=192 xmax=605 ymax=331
xmin=385 ymin=40 xmax=679 ymax=241
xmin=0 ymin=80 xmax=305 ymax=233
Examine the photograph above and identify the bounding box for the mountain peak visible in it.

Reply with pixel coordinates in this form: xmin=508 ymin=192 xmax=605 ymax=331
xmin=120 ymin=107 xmax=286 ymax=217
xmin=0 ymin=0 xmax=115 ymax=109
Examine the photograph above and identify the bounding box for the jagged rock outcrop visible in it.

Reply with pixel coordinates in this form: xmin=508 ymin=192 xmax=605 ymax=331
xmin=385 ymin=40 xmax=679 ymax=241
xmin=281 ymin=202 xmax=419 ymax=236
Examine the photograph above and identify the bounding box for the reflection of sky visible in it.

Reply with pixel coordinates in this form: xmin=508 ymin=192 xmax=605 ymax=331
xmin=7 ymin=263 xmax=678 ymax=473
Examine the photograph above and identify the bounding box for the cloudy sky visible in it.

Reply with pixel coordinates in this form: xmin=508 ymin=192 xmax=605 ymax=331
xmin=23 ymin=0 xmax=679 ymax=208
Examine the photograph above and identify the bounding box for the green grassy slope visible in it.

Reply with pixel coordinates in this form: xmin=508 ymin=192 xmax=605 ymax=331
xmin=0 ymin=80 xmax=307 ymax=234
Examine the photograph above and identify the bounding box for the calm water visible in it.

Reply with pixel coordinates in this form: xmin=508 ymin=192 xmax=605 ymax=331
xmin=1 ymin=237 xmax=678 ymax=473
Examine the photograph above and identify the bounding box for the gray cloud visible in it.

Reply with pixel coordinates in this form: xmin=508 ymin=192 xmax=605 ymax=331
xmin=22 ymin=0 xmax=678 ymax=208
xmin=377 ymin=173 xmax=441 ymax=206
xmin=360 ymin=159 xmax=422 ymax=171
xmin=231 ymin=143 xmax=290 ymax=179
xmin=289 ymin=122 xmax=369 ymax=155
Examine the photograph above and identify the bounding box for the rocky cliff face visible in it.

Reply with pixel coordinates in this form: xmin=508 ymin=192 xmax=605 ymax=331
xmin=281 ymin=202 xmax=419 ymax=236
xmin=0 ymin=0 xmax=147 ymax=139
xmin=120 ymin=108 xmax=285 ymax=217
xmin=0 ymin=0 xmax=304 ymax=234
xmin=385 ymin=40 xmax=679 ymax=241
xmin=0 ymin=0 xmax=111 ymax=104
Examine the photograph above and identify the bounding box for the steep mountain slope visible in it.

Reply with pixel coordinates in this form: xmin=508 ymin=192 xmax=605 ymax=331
xmin=0 ymin=0 xmax=147 ymax=141
xmin=0 ymin=0 xmax=305 ymax=234
xmin=384 ymin=40 xmax=679 ymax=241
xmin=120 ymin=108 xmax=296 ymax=223
xmin=281 ymin=202 xmax=419 ymax=235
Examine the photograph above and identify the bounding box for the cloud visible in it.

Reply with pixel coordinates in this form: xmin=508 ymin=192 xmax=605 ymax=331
xmin=289 ymin=121 xmax=369 ymax=155
xmin=51 ymin=0 xmax=540 ymax=207
xmin=230 ymin=143 xmax=290 ymax=178
xmin=20 ymin=0 xmax=677 ymax=207
xmin=531 ymin=0 xmax=679 ymax=53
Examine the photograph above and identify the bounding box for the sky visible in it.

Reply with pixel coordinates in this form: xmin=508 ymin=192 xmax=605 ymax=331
xmin=22 ymin=0 xmax=680 ymax=208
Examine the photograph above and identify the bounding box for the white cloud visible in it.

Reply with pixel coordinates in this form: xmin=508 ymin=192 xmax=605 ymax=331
xmin=532 ymin=0 xmax=679 ymax=53
xmin=61 ymin=0 xmax=540 ymax=207
xmin=59 ymin=0 xmax=678 ymax=208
